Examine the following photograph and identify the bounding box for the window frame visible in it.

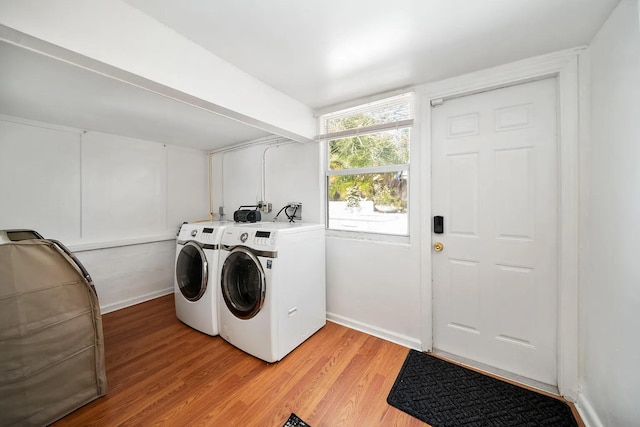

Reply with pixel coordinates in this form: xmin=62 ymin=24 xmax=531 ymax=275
xmin=320 ymin=93 xmax=414 ymax=239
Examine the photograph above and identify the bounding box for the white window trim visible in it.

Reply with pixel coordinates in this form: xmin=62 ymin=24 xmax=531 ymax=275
xmin=325 ymin=228 xmax=410 ymax=243
xmin=321 ymin=95 xmax=414 ymax=239
xmin=327 ymin=163 xmax=409 ymax=177
xmin=317 ymin=118 xmax=414 ymax=141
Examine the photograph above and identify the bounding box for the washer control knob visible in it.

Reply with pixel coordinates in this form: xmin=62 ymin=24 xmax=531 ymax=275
xmin=240 ymin=232 xmax=248 ymax=243
xmin=191 ymin=230 xmax=197 ymax=237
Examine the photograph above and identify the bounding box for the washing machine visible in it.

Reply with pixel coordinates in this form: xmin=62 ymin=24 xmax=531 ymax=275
xmin=218 ymin=222 xmax=326 ymax=362
xmin=174 ymin=221 xmax=231 ymax=336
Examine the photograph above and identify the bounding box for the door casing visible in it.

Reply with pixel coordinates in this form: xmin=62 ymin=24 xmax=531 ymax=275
xmin=418 ymin=47 xmax=584 ymax=401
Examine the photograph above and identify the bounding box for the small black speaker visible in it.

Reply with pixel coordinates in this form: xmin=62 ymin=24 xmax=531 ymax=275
xmin=233 ymin=209 xmax=261 ymax=223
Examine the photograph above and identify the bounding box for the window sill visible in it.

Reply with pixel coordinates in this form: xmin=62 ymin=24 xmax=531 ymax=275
xmin=325 ymin=229 xmax=410 ymax=245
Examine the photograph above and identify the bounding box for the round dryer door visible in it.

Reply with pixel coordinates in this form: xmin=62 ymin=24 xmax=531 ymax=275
xmin=221 ymin=248 xmax=266 ymax=319
xmin=176 ymin=242 xmax=208 ymax=301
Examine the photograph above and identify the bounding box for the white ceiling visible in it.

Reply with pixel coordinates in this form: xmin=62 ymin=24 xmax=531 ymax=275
xmin=0 ymin=41 xmax=270 ymax=150
xmin=0 ymin=0 xmax=620 ymax=150
xmin=125 ymin=0 xmax=619 ymax=109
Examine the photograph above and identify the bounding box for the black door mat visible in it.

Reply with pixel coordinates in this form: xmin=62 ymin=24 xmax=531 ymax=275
xmin=283 ymin=412 xmax=310 ymax=427
xmin=387 ymin=350 xmax=578 ymax=427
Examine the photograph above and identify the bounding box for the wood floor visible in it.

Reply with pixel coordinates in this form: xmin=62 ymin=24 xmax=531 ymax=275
xmin=53 ymin=295 xmax=423 ymax=426
xmin=54 ymin=295 xmax=582 ymax=426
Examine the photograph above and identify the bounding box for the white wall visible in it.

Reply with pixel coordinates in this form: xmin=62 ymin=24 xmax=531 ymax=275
xmin=0 ymin=119 xmax=81 ymax=239
xmin=75 ymin=240 xmax=176 ymax=314
xmin=580 ymin=1 xmax=640 ymax=425
xmin=0 ymin=115 xmax=209 ymax=311
xmin=211 ymin=142 xmax=321 ymax=223
xmin=326 ymin=238 xmax=422 ymax=348
xmin=0 ymin=0 xmax=315 ymax=140
xmin=211 ymin=139 xmax=423 ymax=348
xmin=324 ymin=120 xmax=423 ymax=348
xmin=81 ymin=132 xmax=168 ymax=242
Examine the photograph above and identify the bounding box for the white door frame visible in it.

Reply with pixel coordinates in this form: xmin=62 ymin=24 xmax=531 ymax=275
xmin=418 ymin=47 xmax=585 ymax=401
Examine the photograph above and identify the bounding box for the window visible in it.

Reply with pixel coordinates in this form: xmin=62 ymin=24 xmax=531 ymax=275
xmin=320 ymin=93 xmax=413 ymax=236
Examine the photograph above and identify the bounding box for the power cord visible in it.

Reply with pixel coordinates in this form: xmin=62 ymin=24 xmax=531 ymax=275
xmin=273 ymin=203 xmax=299 ymax=223
xmin=286 ymin=205 xmax=298 ymax=223
xmin=273 ymin=204 xmax=288 ymax=222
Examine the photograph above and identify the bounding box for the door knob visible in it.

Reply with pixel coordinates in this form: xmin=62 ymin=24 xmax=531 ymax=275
xmin=433 ymin=242 xmax=444 ymax=252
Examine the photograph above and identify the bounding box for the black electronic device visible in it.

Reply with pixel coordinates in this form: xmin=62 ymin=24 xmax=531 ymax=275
xmin=433 ymin=216 xmax=444 ymax=234
xmin=234 ymin=209 xmax=261 ymax=223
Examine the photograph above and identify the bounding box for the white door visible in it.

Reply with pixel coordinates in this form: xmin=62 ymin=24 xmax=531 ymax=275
xmin=431 ymin=78 xmax=558 ymax=386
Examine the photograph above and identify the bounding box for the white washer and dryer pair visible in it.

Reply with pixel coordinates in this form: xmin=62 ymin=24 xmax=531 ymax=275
xmin=218 ymin=222 xmax=326 ymax=363
xmin=174 ymin=221 xmax=231 ymax=336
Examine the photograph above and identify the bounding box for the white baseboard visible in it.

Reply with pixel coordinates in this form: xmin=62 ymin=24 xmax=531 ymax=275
xmin=576 ymin=392 xmax=605 ymax=427
xmin=327 ymin=312 xmax=421 ymax=350
xmin=100 ymin=287 xmax=173 ymax=314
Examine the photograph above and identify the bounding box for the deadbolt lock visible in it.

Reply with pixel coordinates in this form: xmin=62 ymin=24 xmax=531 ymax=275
xmin=433 ymin=242 xmax=444 ymax=252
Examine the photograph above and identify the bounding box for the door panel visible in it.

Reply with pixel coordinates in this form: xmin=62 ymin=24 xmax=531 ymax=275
xmin=432 ymin=78 xmax=558 ymax=385
xmin=448 ymin=154 xmax=479 ymax=236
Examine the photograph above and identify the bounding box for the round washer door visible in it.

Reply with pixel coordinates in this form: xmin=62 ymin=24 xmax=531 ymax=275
xmin=176 ymin=242 xmax=208 ymax=301
xmin=221 ymin=247 xmax=266 ymax=319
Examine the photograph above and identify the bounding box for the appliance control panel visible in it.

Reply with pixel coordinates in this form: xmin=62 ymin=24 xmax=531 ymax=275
xmin=178 ymin=224 xmax=222 ymax=242
xmin=198 ymin=227 xmax=216 ymax=242
xmin=234 ymin=230 xmax=276 ymax=247
xmin=254 ymin=230 xmax=275 ymax=246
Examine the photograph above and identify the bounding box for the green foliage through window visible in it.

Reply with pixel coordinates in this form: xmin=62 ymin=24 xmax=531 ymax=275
xmin=329 ymin=172 xmax=407 ymax=212
xmin=323 ymin=93 xmax=412 ymax=235
xmin=328 ymin=116 xmax=409 ymax=212
xmin=329 ymin=127 xmax=409 ymax=170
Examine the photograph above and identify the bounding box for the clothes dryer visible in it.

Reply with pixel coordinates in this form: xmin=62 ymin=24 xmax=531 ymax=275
xmin=174 ymin=221 xmax=231 ymax=335
xmin=218 ymin=222 xmax=326 ymax=362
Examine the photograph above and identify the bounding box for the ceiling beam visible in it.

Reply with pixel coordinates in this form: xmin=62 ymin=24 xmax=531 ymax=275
xmin=0 ymin=0 xmax=315 ymax=144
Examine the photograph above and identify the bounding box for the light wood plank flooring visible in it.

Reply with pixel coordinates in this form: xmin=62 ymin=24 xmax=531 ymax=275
xmin=53 ymin=294 xmax=423 ymax=426
xmin=54 ymin=295 xmax=582 ymax=426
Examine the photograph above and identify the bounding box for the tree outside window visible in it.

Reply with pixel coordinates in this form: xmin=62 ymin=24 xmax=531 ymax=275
xmin=322 ymin=94 xmax=412 ymax=236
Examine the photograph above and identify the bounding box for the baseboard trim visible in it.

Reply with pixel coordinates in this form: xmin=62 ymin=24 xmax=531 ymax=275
xmin=326 ymin=312 xmax=421 ymax=350
xmin=576 ymin=392 xmax=605 ymax=427
xmin=100 ymin=287 xmax=173 ymax=314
